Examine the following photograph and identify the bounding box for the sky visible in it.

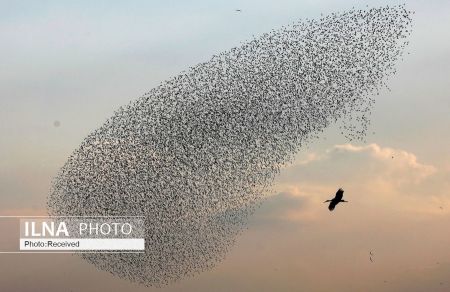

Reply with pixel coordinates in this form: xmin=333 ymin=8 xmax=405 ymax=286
xmin=1 ymin=0 xmax=450 ymax=291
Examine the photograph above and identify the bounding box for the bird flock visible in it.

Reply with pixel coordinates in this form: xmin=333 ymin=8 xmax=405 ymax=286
xmin=47 ymin=5 xmax=412 ymax=286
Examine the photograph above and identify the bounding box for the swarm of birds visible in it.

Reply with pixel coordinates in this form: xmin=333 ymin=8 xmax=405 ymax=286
xmin=47 ymin=5 xmax=412 ymax=286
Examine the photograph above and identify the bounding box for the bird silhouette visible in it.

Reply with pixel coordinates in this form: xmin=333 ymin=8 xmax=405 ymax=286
xmin=369 ymin=251 xmax=375 ymax=262
xmin=324 ymin=188 xmax=348 ymax=211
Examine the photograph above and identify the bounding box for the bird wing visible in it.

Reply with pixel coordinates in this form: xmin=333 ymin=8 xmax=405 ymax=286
xmin=328 ymin=200 xmax=337 ymax=211
xmin=335 ymin=188 xmax=344 ymax=200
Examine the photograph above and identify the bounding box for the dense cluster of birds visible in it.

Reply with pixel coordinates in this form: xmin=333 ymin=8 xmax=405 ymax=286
xmin=47 ymin=5 xmax=412 ymax=286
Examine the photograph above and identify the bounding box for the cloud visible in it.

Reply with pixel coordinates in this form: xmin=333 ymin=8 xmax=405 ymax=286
xmin=330 ymin=143 xmax=436 ymax=182
xmin=281 ymin=143 xmax=436 ymax=188
xmin=249 ymin=184 xmax=328 ymax=226
xmin=264 ymin=143 xmax=446 ymax=221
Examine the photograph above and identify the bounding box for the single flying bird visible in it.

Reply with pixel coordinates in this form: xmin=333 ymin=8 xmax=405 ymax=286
xmin=324 ymin=188 xmax=348 ymax=211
